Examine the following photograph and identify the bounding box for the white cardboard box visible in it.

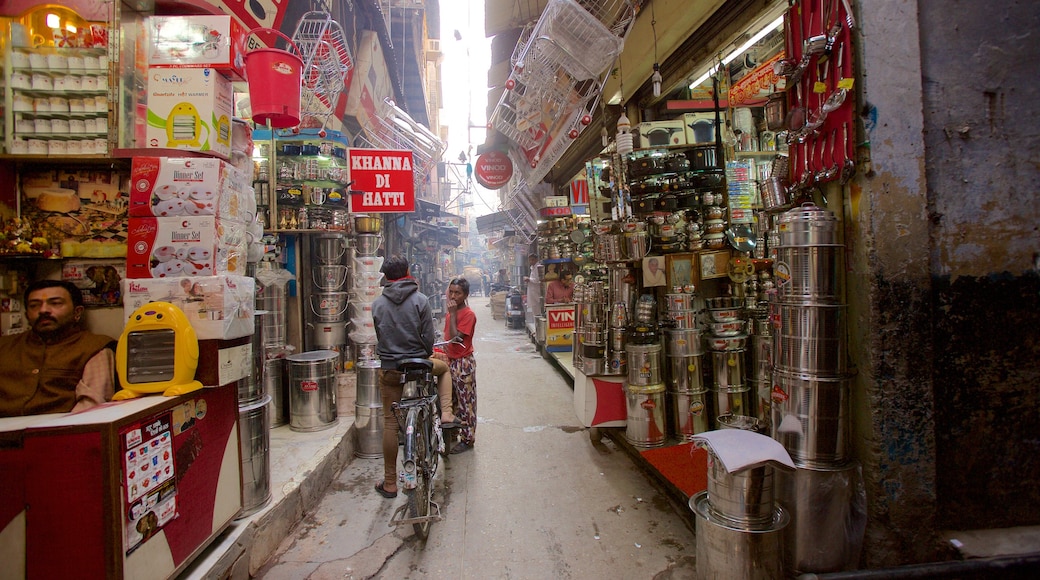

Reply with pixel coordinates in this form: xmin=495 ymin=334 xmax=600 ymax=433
xmin=146 ymin=67 xmax=233 ymax=159
xmin=636 ymin=119 xmax=687 ymax=148
xmin=148 ymin=15 xmax=246 ymax=80
xmin=121 ymin=275 xmax=255 ymax=340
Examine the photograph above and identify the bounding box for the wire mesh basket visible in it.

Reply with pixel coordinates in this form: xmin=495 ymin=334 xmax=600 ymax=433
xmin=291 ymin=11 xmax=354 ymax=131
xmin=515 ymin=0 xmax=633 ymax=81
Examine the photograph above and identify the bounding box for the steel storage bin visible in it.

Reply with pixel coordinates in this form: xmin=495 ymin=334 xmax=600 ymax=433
xmin=690 ymin=491 xmax=788 ymax=580
xmin=706 ymin=449 xmax=778 ymax=526
xmin=770 ymin=370 xmax=851 ymax=467
xmin=624 ymin=383 xmax=666 ymax=448
xmin=236 ymin=394 xmax=272 ymax=518
xmin=776 ymin=203 xmax=840 ymax=246
xmin=668 ymin=389 xmax=711 ymax=441
xmin=286 ymin=350 xmax=339 ymax=432
xmin=668 ymin=354 xmax=706 ymax=392
xmin=773 ymin=245 xmax=844 ymax=303
xmin=770 ymin=302 xmax=848 ymax=376
xmin=777 ymin=461 xmax=866 ymax=575
xmin=626 ymin=343 xmax=663 ymax=386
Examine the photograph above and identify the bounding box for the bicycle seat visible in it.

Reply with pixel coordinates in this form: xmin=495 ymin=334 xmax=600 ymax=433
xmin=398 ymin=358 xmax=433 ymax=372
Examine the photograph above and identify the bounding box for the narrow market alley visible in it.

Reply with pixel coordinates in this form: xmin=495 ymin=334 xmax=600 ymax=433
xmin=255 ymin=295 xmax=698 ymax=579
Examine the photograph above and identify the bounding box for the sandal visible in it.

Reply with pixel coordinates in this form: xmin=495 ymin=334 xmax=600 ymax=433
xmin=375 ymin=482 xmax=397 ymax=499
xmin=449 ymin=442 xmax=473 ymax=455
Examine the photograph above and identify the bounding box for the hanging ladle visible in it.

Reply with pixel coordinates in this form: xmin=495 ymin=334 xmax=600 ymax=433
xmin=773 ymin=11 xmax=798 ymax=77
xmin=823 ymin=0 xmax=843 ymax=54
xmin=816 ymin=128 xmax=840 ymax=182
xmin=802 ymin=0 xmax=829 ymax=60
xmin=840 ymin=123 xmax=856 ymax=185
xmin=821 ymin=43 xmax=849 ymax=114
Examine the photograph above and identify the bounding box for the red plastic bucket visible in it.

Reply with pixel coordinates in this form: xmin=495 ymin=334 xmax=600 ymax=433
xmin=245 ymin=29 xmax=302 ymax=128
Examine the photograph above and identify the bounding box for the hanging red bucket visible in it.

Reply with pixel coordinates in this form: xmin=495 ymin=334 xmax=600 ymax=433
xmin=245 ymin=29 xmax=303 ymax=129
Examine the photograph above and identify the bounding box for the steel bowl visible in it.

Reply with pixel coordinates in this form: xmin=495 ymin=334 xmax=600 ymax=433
xmin=707 ymin=334 xmax=748 ymax=351
xmin=354 ymin=215 xmax=382 ymax=233
xmin=710 ymin=320 xmax=746 ymax=336
xmin=709 ymin=308 xmax=742 ymax=323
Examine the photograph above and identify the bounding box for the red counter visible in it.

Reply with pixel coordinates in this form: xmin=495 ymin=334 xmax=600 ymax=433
xmin=0 ymin=385 xmax=241 ymax=579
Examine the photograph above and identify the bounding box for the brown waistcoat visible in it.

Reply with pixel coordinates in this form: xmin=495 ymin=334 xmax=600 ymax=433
xmin=0 ymin=329 xmax=115 ymax=416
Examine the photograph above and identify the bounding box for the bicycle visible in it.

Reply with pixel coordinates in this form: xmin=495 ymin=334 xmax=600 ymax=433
xmin=388 ymin=338 xmax=459 ymax=538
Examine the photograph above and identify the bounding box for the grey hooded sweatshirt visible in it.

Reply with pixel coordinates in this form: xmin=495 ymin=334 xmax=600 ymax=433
xmin=371 ymin=277 xmax=435 ymax=370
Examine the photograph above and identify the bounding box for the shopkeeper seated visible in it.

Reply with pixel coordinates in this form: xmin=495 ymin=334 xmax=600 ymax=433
xmin=545 ymin=271 xmax=575 ymax=304
xmin=0 ymin=280 xmax=117 ymax=417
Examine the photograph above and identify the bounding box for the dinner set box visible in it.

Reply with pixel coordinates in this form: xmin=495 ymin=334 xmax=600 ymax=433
xmin=146 ymin=67 xmax=233 ymax=159
xmin=129 ymin=156 xmax=255 ymax=222
xmin=126 ymin=216 xmax=247 ymax=279
xmin=148 ymin=15 xmax=247 ymax=80
xmin=121 ymin=275 xmax=255 ymax=340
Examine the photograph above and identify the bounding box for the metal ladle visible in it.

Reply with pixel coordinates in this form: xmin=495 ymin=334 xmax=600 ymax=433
xmin=840 ymin=123 xmax=856 ymax=184
xmin=821 ymin=43 xmax=848 ymax=114
xmin=816 ymin=129 xmax=840 ymax=182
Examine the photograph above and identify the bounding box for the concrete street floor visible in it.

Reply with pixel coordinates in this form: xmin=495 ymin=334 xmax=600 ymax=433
xmin=256 ymin=295 xmax=698 ymax=579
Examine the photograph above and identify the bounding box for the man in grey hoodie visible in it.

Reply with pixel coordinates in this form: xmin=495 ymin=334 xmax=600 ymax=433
xmin=371 ymin=255 xmax=435 ymax=498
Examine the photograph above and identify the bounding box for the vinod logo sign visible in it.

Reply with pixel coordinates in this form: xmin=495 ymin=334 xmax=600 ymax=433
xmin=547 ymin=308 xmax=574 ymax=329
xmin=474 ymin=151 xmax=512 ymax=189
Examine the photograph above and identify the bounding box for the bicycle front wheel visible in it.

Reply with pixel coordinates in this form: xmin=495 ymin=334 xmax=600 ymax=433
xmin=408 ymin=406 xmax=433 ymax=539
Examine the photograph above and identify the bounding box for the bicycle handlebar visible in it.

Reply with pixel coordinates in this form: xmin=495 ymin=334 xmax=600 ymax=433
xmin=433 ymin=336 xmax=464 ymax=348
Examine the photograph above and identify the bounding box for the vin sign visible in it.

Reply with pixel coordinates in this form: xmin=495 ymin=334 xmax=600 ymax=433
xmin=348 ymin=148 xmax=415 ymax=213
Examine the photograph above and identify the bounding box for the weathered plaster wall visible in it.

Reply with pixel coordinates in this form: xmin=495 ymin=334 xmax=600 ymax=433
xmin=848 ymin=0 xmax=940 ymax=567
xmin=918 ymin=0 xmax=1040 ymax=529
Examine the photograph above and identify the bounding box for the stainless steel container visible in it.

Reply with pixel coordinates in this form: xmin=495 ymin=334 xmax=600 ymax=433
xmin=311 ymin=264 xmax=348 ymax=291
xmin=668 ymin=354 xmax=706 ymax=392
xmin=665 ymin=328 xmax=703 ymax=356
xmin=690 ymin=491 xmax=788 ymax=580
xmin=312 ymin=234 xmax=347 ymax=264
xmin=667 ymin=309 xmax=698 ymax=329
xmin=354 ymin=403 xmax=383 ymax=458
xmin=711 ymin=349 xmax=747 ymax=389
xmin=668 ymin=389 xmax=711 ymax=441
xmin=665 ymin=293 xmax=694 ymax=311
xmin=750 ymin=334 xmax=773 ymax=383
xmin=236 ymin=394 xmax=272 ymax=518
xmin=624 ymin=383 xmax=666 ymax=448
xmin=606 ymin=349 xmax=627 ymax=376
xmin=610 ymin=326 xmax=626 ymax=351
xmin=770 ymin=302 xmax=848 ymax=376
xmin=309 ymin=292 xmax=349 ymax=323
xmin=607 ymin=265 xmax=636 ymax=311
xmin=751 ymin=378 xmax=772 ymax=432
xmin=286 ymin=350 xmax=339 ymax=432
xmin=713 ymin=386 xmax=751 ymax=417
xmin=627 ymin=343 xmax=663 ymax=385
xmin=240 ymin=312 xmax=267 ymax=405
xmin=777 ymin=462 xmax=865 ymax=575
xmin=706 ymin=449 xmax=778 ymax=526
xmin=355 ymin=361 xmax=381 ymax=406
xmin=717 ymin=414 xmax=766 ymax=432
xmin=773 ymin=245 xmax=844 ymax=303
xmin=776 ymin=203 xmax=839 ymax=246
xmin=582 ymin=356 xmax=606 ymax=376
xmin=265 ymin=354 xmax=288 ymax=427
xmin=770 ymin=370 xmax=851 ymax=466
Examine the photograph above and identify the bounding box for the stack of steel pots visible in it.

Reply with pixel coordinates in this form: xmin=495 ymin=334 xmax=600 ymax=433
xmin=706 ymin=296 xmax=751 ymax=425
xmin=308 ymin=234 xmax=350 ymax=371
xmin=748 ymin=313 xmax=774 ymax=431
xmin=769 ymin=203 xmax=863 ymax=574
xmin=254 ymin=260 xmax=295 ymax=427
xmin=349 ymin=242 xmax=383 ymax=457
xmin=236 ymin=310 xmax=272 ymax=518
xmin=663 ymin=292 xmax=709 ymax=440
xmin=574 ymin=281 xmax=607 ymax=376
xmin=690 ymin=430 xmax=794 ymax=579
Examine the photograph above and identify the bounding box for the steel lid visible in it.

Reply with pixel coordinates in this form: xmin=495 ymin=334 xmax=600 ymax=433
xmin=777 ymin=202 xmax=838 ymax=225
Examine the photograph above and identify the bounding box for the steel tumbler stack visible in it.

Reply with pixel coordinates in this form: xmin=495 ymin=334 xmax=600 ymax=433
xmin=768 ymin=203 xmax=864 ymax=574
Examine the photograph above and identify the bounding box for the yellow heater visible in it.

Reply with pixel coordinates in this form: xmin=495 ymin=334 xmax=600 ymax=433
xmin=114 ymin=301 xmax=203 ymax=399
xmin=165 ymin=102 xmax=203 ymax=147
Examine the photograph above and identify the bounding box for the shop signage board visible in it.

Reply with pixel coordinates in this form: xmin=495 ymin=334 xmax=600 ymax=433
xmin=730 ymin=52 xmax=785 ymax=105
xmin=539 ymin=206 xmax=572 ymax=218
xmin=347 ymin=148 xmax=415 ymax=213
xmin=474 ymin=151 xmax=513 ymax=189
xmin=544 ymin=196 xmax=569 ymax=207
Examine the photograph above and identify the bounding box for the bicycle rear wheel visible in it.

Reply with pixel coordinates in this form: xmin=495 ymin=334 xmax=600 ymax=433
xmin=408 ymin=407 xmax=433 ymax=539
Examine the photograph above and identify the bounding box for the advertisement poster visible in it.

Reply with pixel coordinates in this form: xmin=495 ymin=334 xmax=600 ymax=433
xmin=122 ymin=412 xmax=177 ymax=555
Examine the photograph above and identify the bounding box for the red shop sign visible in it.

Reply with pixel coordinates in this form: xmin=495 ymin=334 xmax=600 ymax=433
xmin=474 ymin=150 xmax=513 ymax=189
xmin=348 ymin=148 xmax=415 ymax=213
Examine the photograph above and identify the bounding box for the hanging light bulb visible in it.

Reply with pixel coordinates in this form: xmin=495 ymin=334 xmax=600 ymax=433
xmin=601 ymin=126 xmax=609 ymax=147
xmin=617 ymin=112 xmax=631 ymax=134
xmin=650 ymin=4 xmax=662 ymax=98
